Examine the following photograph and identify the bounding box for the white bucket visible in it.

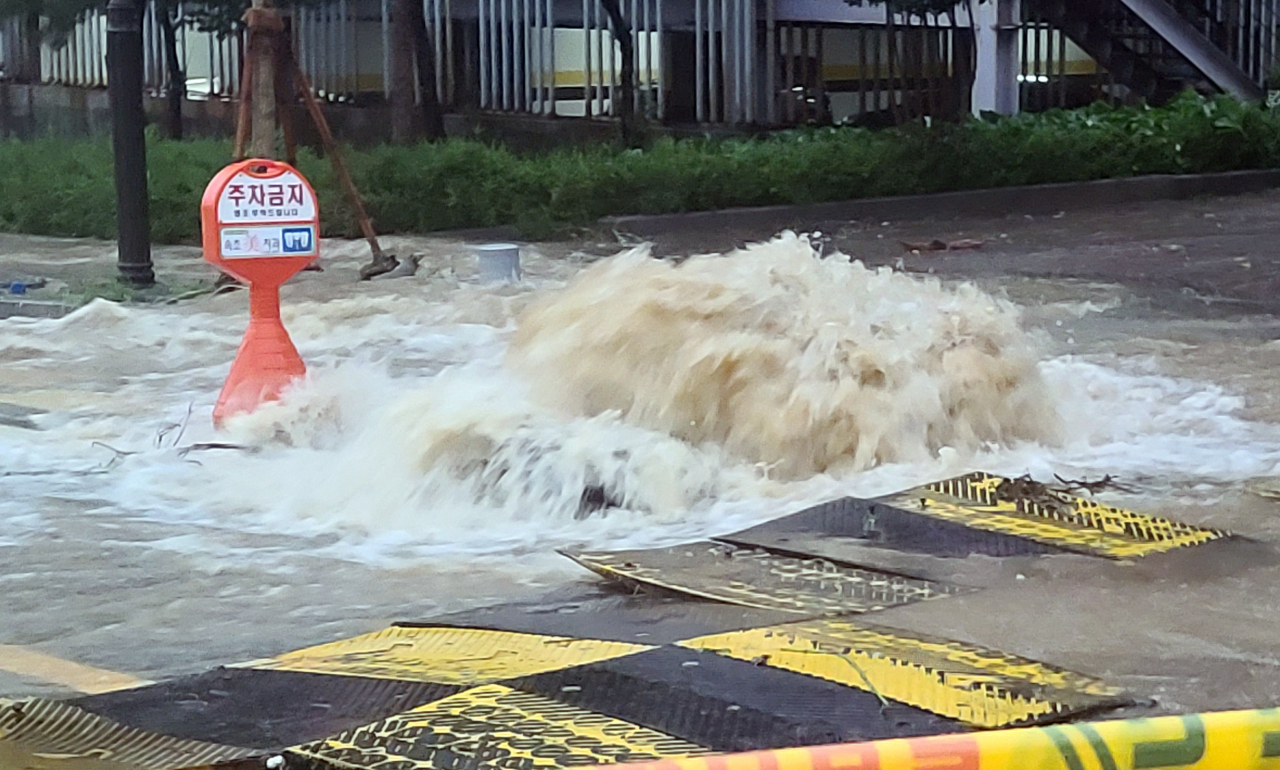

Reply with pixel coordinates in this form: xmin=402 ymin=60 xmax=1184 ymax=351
xmin=475 ymin=243 xmax=522 ymax=283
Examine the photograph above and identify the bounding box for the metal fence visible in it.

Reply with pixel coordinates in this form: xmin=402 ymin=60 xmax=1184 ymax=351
xmin=766 ymin=12 xmax=972 ymax=127
xmin=6 ymin=0 xmax=1280 ymax=129
xmin=458 ymin=0 xmax=663 ymax=119
xmin=295 ymin=0 xmax=367 ymax=101
xmin=3 ymin=0 xmax=975 ymax=127
xmin=141 ymin=4 xmax=243 ymax=98
xmin=0 ymin=2 xmax=368 ymax=102
xmin=1019 ymin=5 xmax=1117 ymax=111
xmin=1177 ymin=0 xmax=1279 ymax=87
xmin=42 ymin=8 xmax=109 ymax=87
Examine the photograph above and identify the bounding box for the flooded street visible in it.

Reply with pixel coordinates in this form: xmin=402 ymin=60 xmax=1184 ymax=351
xmin=4 ymin=193 xmax=1280 ymax=718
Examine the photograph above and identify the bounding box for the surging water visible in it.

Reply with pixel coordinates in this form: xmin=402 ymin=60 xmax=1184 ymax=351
xmin=509 ymin=234 xmax=1059 ymax=478
xmin=127 ymin=232 xmax=1066 ymax=559
xmin=6 ymin=232 xmax=1280 ymax=569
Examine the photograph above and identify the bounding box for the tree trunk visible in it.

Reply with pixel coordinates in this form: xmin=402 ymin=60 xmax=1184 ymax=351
xmin=157 ymin=3 xmax=185 ymax=140
xmin=597 ymin=0 xmax=637 ymax=146
xmin=947 ymin=1 xmax=978 ymax=121
xmin=406 ymin=0 xmax=446 ymax=139
xmin=18 ymin=13 xmax=42 ymax=82
xmin=247 ymin=0 xmax=279 ymax=158
xmin=390 ymin=0 xmax=419 ymax=143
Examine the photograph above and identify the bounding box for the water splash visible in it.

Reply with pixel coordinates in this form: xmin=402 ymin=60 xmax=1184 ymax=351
xmin=7 ymin=235 xmax=1280 ymax=564
xmin=509 ymin=233 xmax=1060 ymax=478
xmin=204 ymin=363 xmax=747 ymax=544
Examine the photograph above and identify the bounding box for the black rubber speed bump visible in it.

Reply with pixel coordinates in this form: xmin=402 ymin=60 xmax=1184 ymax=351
xmin=407 ymin=590 xmax=801 ymax=646
xmin=400 ymin=593 xmax=1129 ymax=731
xmin=508 ymin=644 xmax=962 ymax=752
xmin=24 ymin=609 xmax=1133 ymax=770
xmin=283 ymin=616 xmax=1129 ymax=767
xmin=561 ymin=541 xmax=964 ymax=614
xmin=71 ymin=667 xmax=461 ymax=751
xmin=721 ymin=495 xmax=1061 ymax=560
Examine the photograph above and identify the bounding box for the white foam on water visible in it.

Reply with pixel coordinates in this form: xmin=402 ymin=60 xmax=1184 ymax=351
xmin=4 ymin=234 xmax=1280 ymax=567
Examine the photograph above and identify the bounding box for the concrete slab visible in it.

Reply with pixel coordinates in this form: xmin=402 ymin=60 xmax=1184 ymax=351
xmin=0 ymin=299 xmax=73 ymax=319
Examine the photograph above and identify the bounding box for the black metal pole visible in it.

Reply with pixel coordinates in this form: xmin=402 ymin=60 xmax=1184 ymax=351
xmin=107 ymin=0 xmax=155 ymax=287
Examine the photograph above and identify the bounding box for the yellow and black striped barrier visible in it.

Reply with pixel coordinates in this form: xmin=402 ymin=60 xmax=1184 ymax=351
xmin=602 ymin=708 xmax=1280 ymax=770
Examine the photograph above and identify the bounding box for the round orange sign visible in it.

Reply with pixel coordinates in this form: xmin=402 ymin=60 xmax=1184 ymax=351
xmin=201 ymin=158 xmax=320 ymax=287
xmin=201 ymin=159 xmax=320 ymax=427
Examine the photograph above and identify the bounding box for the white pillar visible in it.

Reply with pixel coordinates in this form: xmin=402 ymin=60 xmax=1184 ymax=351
xmin=972 ymin=0 xmax=1020 ymax=116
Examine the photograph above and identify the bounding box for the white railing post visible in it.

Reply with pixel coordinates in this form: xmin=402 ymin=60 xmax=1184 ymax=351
xmin=972 ymin=0 xmax=1020 ymax=115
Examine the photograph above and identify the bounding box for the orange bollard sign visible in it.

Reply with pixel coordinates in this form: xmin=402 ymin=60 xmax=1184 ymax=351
xmin=201 ymin=159 xmax=320 ymax=427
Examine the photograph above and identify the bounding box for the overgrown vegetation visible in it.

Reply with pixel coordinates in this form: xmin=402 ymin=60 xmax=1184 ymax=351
xmin=2 ymin=92 xmax=1278 ymax=244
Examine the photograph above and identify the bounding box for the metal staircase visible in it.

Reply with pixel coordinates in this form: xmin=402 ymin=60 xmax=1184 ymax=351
xmin=1034 ymin=0 xmax=1266 ymax=104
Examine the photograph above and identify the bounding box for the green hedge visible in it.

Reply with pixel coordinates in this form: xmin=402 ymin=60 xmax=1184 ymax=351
xmin=2 ymin=92 xmax=1278 ymax=244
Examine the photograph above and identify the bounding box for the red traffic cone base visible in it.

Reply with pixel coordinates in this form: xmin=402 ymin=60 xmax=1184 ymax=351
xmin=212 ymin=285 xmax=307 ymax=427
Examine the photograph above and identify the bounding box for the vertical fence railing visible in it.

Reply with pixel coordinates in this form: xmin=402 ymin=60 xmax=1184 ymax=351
xmin=15 ymin=2 xmax=243 ymax=99
xmin=470 ymin=0 xmax=662 ymax=122
xmin=294 ymin=0 xmax=364 ymax=101
xmin=1019 ymin=4 xmax=1073 ymax=111
xmin=17 ymin=0 xmax=384 ymax=102
xmin=692 ymin=0 xmax=760 ymax=124
xmin=1021 ymin=4 xmax=1119 ymax=111
xmin=422 ymin=0 xmax=455 ymax=106
xmin=0 ymin=18 xmax=12 ymax=80
xmin=34 ymin=6 xmax=116 ymax=89
xmin=0 ymin=17 xmax=17 ymax=81
xmin=766 ymin=11 xmax=963 ymax=128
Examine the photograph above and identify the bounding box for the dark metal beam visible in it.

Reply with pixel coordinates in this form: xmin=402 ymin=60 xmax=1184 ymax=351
xmin=107 ymin=0 xmax=155 ymax=287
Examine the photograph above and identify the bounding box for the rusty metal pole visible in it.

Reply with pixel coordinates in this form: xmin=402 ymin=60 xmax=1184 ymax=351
xmin=293 ymin=60 xmax=386 ymax=264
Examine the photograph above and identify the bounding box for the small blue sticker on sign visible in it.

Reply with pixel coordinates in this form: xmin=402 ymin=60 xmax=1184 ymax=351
xmin=282 ymin=227 xmax=314 ymax=254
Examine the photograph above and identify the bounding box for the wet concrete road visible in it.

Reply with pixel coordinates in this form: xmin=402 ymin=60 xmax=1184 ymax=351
xmin=639 ymin=189 xmax=1280 ymax=314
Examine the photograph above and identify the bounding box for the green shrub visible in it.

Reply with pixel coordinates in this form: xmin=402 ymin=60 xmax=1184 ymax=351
xmin=1 ymin=92 xmax=1277 ymax=245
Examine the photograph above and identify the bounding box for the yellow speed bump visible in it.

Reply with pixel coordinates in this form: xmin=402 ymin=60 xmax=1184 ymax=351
xmin=241 ymin=626 xmax=653 ymax=684
xmin=679 ymin=619 xmax=1126 ymax=729
xmin=596 ymin=708 xmax=1280 ymax=770
xmin=885 ymin=472 xmax=1229 ymax=559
